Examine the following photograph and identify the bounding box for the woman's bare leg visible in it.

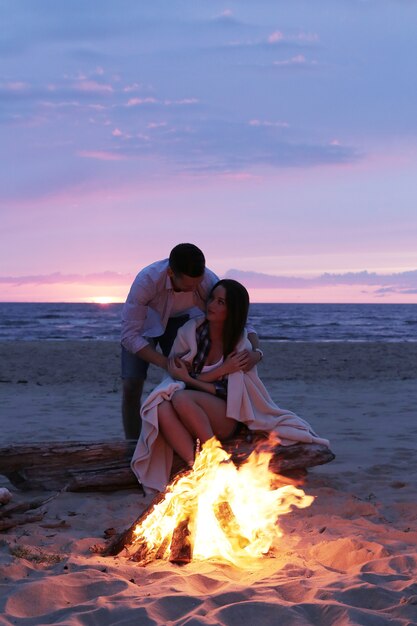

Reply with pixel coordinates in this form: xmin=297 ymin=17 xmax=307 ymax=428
xmin=171 ymin=390 xmax=237 ymax=442
xmin=157 ymin=400 xmax=195 ymax=466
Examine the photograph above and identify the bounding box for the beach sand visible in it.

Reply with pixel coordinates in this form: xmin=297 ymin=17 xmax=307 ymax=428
xmin=1 ymin=341 xmax=417 ymax=625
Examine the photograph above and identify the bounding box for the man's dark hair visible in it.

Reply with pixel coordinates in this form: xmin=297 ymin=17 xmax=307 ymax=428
xmin=209 ymin=279 xmax=250 ymax=357
xmin=169 ymin=243 xmax=206 ymax=277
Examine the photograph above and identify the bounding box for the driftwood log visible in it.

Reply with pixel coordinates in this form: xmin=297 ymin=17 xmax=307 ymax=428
xmin=0 ymin=434 xmax=335 ymax=493
xmin=0 ymin=493 xmax=61 ymax=532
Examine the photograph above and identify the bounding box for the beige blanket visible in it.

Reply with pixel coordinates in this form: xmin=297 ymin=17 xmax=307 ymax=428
xmin=131 ymin=317 xmax=330 ymax=491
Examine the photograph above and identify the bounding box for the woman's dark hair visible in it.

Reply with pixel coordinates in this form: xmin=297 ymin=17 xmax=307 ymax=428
xmin=209 ymin=279 xmax=250 ymax=357
xmin=169 ymin=243 xmax=205 ymax=277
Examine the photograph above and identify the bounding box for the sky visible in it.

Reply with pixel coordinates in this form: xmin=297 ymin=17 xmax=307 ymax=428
xmin=1 ymin=0 xmax=417 ymax=303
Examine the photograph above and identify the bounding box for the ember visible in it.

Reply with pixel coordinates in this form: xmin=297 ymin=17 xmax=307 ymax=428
xmin=128 ymin=438 xmax=314 ymax=567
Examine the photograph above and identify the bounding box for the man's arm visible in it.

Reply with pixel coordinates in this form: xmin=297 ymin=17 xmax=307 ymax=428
xmin=135 ymin=344 xmax=168 ymax=370
xmin=121 ymin=265 xmax=166 ymax=359
xmin=242 ymin=331 xmax=262 ymax=371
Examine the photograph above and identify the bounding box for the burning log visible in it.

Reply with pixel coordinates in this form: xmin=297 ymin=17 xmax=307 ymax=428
xmin=103 ymin=468 xmax=193 ymax=557
xmin=127 ymin=515 xmax=193 ymax=565
xmin=130 ymin=539 xmax=154 ymax=565
xmin=0 ymin=435 xmax=335 ymax=492
xmin=169 ymin=517 xmax=193 ymax=565
xmin=103 ymin=489 xmax=169 ymax=556
xmin=213 ymin=501 xmax=249 ymax=550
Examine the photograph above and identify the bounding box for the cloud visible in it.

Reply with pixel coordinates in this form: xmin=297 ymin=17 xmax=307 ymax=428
xmin=267 ymin=31 xmax=319 ymax=45
xmin=3 ymin=269 xmax=417 ymax=298
xmin=224 ymin=269 xmax=417 ymax=296
xmin=101 ymin=118 xmax=357 ymax=172
xmin=0 ymin=81 xmax=30 ymax=92
xmin=273 ymin=55 xmax=318 ymax=68
xmin=212 ymin=9 xmax=236 ymax=23
xmin=78 ymin=150 xmax=127 ymax=161
xmin=249 ymin=119 xmax=289 ymax=128
xmin=126 ymin=97 xmax=199 ymax=107
xmin=71 ymin=80 xmax=114 ymax=94
xmin=0 ymin=272 xmax=132 ymax=286
xmin=126 ymin=97 xmax=158 ymax=107
xmin=0 ymin=64 xmax=358 ymax=205
xmin=230 ymin=29 xmax=320 ymax=49
xmin=268 ymin=31 xmax=284 ymax=44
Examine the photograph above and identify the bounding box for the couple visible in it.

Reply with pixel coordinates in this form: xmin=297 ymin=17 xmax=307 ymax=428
xmin=122 ymin=243 xmax=329 ymax=491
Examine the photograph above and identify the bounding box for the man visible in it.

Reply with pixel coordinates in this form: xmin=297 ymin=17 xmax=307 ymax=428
xmin=121 ymin=243 xmax=262 ymax=439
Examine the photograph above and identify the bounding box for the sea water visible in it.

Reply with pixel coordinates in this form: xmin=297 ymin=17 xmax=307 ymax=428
xmin=0 ymin=303 xmax=416 ymax=342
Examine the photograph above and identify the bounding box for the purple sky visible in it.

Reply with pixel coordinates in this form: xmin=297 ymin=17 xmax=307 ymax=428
xmin=1 ymin=0 xmax=417 ymax=302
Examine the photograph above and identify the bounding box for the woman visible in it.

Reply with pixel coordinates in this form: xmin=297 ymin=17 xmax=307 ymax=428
xmin=131 ymin=279 xmax=329 ymax=492
xmin=158 ymin=279 xmax=251 ymax=467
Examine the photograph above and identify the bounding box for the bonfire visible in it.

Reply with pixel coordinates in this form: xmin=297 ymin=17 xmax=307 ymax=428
xmin=109 ymin=437 xmax=314 ymax=568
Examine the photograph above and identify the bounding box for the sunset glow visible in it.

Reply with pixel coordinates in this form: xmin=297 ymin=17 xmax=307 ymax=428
xmin=1 ymin=1 xmax=416 ymax=303
xmin=87 ymin=296 xmax=123 ymax=305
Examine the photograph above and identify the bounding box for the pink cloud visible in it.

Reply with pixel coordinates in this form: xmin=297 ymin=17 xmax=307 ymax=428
xmin=225 ymin=269 xmax=417 ymax=296
xmin=219 ymin=172 xmax=260 ymax=181
xmin=274 ymin=55 xmax=306 ymax=66
xmin=268 ymin=31 xmax=284 ymax=44
xmin=127 ymin=97 xmax=198 ymax=107
xmin=73 ymin=80 xmax=114 ymax=94
xmin=273 ymin=55 xmax=317 ymax=68
xmin=78 ymin=150 xmax=126 ymax=161
xmin=2 ymin=269 xmax=417 ymax=304
xmin=249 ymin=119 xmax=289 ymax=128
xmin=127 ymin=97 xmax=158 ymax=106
xmin=147 ymin=122 xmax=167 ymax=129
xmin=267 ymin=31 xmax=319 ymax=45
xmin=2 ymin=81 xmax=29 ymax=92
xmin=165 ymin=98 xmax=199 ymax=105
xmin=0 ymin=272 xmax=132 ymax=286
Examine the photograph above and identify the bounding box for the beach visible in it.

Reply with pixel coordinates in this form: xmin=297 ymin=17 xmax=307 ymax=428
xmin=1 ymin=340 xmax=417 ymax=625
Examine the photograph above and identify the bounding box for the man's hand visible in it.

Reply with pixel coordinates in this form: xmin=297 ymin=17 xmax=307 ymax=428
xmin=241 ymin=349 xmax=262 ymax=372
xmin=167 ymin=356 xmax=191 ymax=382
xmin=222 ymin=350 xmax=250 ymax=374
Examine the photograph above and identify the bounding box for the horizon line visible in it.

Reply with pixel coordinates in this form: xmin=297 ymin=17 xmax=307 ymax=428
xmin=0 ymin=300 xmax=415 ymax=306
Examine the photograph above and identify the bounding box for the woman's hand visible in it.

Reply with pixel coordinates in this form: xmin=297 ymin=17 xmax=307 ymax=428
xmin=167 ymin=356 xmax=192 ymax=383
xmin=222 ymin=350 xmax=250 ymax=374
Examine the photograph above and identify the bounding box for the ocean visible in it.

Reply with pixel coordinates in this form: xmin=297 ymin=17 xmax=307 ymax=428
xmin=0 ymin=303 xmax=416 ymax=342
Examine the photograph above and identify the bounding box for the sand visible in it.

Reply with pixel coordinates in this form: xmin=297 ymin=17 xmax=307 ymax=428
xmin=1 ymin=340 xmax=417 ymax=626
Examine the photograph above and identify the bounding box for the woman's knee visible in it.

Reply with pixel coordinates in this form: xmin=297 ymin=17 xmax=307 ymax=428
xmin=171 ymin=390 xmax=193 ymax=412
xmin=158 ymin=400 xmax=175 ymax=426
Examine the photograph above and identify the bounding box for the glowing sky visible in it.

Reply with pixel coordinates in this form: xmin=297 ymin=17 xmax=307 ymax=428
xmin=1 ymin=0 xmax=417 ymax=303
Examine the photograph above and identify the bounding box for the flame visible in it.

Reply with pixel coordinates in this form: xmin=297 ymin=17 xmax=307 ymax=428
xmin=131 ymin=437 xmax=314 ymax=567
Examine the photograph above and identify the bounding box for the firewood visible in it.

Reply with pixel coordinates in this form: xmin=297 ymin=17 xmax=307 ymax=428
xmin=103 ymin=467 xmax=194 ymax=557
xmin=169 ymin=518 xmax=193 ymax=565
xmin=102 ymin=489 xmax=168 ymax=556
xmin=213 ymin=501 xmax=249 ymax=550
xmin=155 ymin=535 xmax=171 ymax=560
xmin=131 ymin=539 xmax=153 ymax=564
